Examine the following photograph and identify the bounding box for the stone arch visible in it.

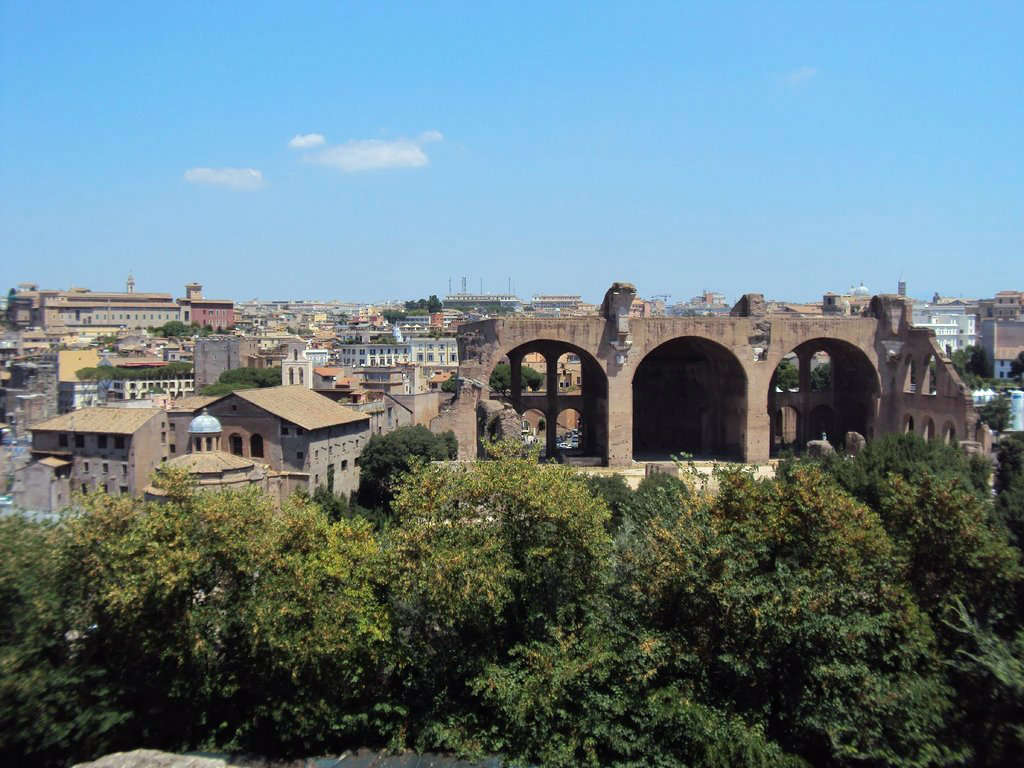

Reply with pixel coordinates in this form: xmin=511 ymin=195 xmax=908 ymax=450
xmin=923 ymin=353 xmax=938 ymax=395
xmin=771 ymin=404 xmax=800 ymax=455
xmin=904 ymin=414 xmax=915 ymax=434
xmin=485 ymin=339 xmax=608 ymax=464
xmin=904 ymin=357 xmax=918 ymax=394
xmin=942 ymin=421 xmax=956 ymax=445
xmin=250 ymin=433 xmax=264 ymax=458
xmin=555 ymin=407 xmax=584 ymax=455
xmin=768 ymin=338 xmax=880 ymax=450
xmin=632 ymin=336 xmax=747 ymax=460
xmin=924 ymin=418 xmax=936 ymax=441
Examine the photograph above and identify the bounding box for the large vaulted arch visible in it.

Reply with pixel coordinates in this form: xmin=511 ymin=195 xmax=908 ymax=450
xmin=632 ymin=336 xmax=747 ymax=460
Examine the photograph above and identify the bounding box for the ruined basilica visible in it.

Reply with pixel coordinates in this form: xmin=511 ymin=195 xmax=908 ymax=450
xmin=432 ymin=282 xmax=985 ymax=465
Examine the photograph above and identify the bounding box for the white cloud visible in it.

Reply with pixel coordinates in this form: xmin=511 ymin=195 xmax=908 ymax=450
xmin=183 ymin=167 xmax=266 ymax=189
xmin=306 ymin=131 xmax=444 ymax=172
xmin=288 ymin=133 xmax=326 ymax=149
xmin=785 ymin=66 xmax=819 ymax=86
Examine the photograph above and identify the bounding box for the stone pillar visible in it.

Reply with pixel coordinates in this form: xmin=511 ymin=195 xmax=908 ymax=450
xmin=797 ymin=350 xmax=813 ymax=447
xmin=545 ymin=350 xmax=560 ymax=459
xmin=509 ymin=350 xmax=524 ymax=412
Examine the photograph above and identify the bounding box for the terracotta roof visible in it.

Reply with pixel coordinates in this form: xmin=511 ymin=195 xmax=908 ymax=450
xmin=37 ymin=456 xmax=71 ymax=468
xmin=314 ymin=366 xmax=343 ymax=376
xmin=995 ymin=347 xmax=1024 ymax=361
xmin=30 ymin=407 xmax=162 ymax=434
xmin=165 ymin=451 xmax=255 ymax=473
xmin=168 ymin=395 xmax=224 ymax=413
xmin=233 ymin=385 xmax=369 ymax=430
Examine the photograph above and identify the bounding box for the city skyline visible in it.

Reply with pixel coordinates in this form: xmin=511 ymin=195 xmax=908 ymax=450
xmin=2 ymin=2 xmax=1021 ymax=302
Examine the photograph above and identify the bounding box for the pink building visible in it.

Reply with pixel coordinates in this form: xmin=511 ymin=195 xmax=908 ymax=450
xmin=178 ymin=283 xmax=234 ymax=330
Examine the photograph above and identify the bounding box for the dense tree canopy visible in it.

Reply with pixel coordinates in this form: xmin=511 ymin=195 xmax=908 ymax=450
xmin=488 ymin=362 xmax=543 ymax=395
xmin=773 ymin=358 xmax=799 ymax=391
xmin=200 ymin=366 xmax=282 ymax=396
xmin=75 ymin=361 xmax=194 ymax=381
xmin=355 ymin=426 xmax=459 ymax=516
xmin=3 ymin=433 xmax=1024 ymax=767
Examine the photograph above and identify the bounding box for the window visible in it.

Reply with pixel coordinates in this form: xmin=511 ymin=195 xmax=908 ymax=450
xmin=195 ymin=437 xmax=202 ymax=451
xmin=161 ymin=431 xmax=166 ymax=444
xmin=115 ymin=436 xmax=125 ymax=449
xmin=97 ymin=435 xmax=108 ymax=449
xmin=205 ymin=436 xmax=213 ymax=451
xmin=59 ymin=434 xmax=68 ymax=448
xmin=170 ymin=443 xmax=176 ymax=454
xmin=102 ymin=463 xmax=108 ymax=474
xmin=250 ymin=434 xmax=264 ymax=458
xmin=230 ymin=434 xmax=243 ymax=456
xmin=74 ymin=434 xmax=84 ymax=448
xmin=341 ymin=459 xmax=348 ymax=470
xmin=282 ymin=427 xmax=290 ymax=436
xmin=83 ymin=462 xmax=90 ymax=473
xmin=296 ymin=451 xmax=304 ymax=462
xmin=81 ymin=483 xmax=88 ymax=494
xmin=122 ymin=464 xmax=127 ymax=477
xmin=296 ymin=427 xmax=304 ymax=435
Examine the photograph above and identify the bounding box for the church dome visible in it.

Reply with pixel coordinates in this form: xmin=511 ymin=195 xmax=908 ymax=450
xmin=188 ymin=408 xmax=222 ymax=434
xmin=852 ymin=282 xmax=870 ymax=297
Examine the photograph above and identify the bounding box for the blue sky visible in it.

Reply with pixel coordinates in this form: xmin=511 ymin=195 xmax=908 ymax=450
xmin=1 ymin=1 xmax=1021 ymax=304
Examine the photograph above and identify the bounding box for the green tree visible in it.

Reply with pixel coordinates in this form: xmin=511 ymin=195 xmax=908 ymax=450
xmin=1011 ymin=351 xmax=1024 ymax=381
xmin=383 ymin=444 xmax=616 ymax=756
xmin=61 ymin=470 xmax=390 ymax=756
xmin=489 ymin=362 xmax=543 ymax=395
xmin=809 ymin=361 xmax=831 ymax=391
xmin=979 ymin=396 xmax=1011 ymax=432
xmin=967 ymin=345 xmax=992 ymax=378
xmin=427 ymin=294 xmax=443 ymax=313
xmin=620 ymin=464 xmax=954 ymax=766
xmin=581 ymin=473 xmax=633 ymax=531
xmin=440 ymin=375 xmax=458 ymax=393
xmin=773 ymin=359 xmax=799 ymax=391
xmin=356 ymin=426 xmax=458 ymax=516
xmin=200 ymin=366 xmax=281 ymax=396
xmin=994 ymin=434 xmax=1024 ymax=548
xmin=152 ymin=320 xmax=189 ymax=337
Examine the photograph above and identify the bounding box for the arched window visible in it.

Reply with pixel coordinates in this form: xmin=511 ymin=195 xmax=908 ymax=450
xmin=230 ymin=434 xmax=243 ymax=456
xmin=289 ymin=368 xmax=295 ymax=385
xmin=250 ymin=434 xmax=264 ymax=458
xmin=299 ymin=368 xmax=304 ymax=384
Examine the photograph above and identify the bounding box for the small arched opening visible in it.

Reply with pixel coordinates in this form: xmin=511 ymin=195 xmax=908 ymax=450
xmin=250 ymin=433 xmax=264 ymax=458
xmin=943 ymin=422 xmax=956 ymax=445
xmin=772 ymin=405 xmax=800 ymax=455
xmin=924 ymin=418 xmax=936 ymax=441
xmin=229 ymin=433 xmax=244 ymax=456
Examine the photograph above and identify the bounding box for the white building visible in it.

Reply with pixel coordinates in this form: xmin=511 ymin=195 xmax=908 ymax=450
xmin=337 ymin=337 xmax=459 ymax=368
xmin=912 ymin=304 xmax=976 ymax=354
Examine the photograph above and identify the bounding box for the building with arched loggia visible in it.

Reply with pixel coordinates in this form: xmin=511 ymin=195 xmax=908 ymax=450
xmin=432 ymin=282 xmax=988 ymax=465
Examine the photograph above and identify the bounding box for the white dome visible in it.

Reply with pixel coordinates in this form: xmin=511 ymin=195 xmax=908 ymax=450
xmin=188 ymin=408 xmax=222 ymax=434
